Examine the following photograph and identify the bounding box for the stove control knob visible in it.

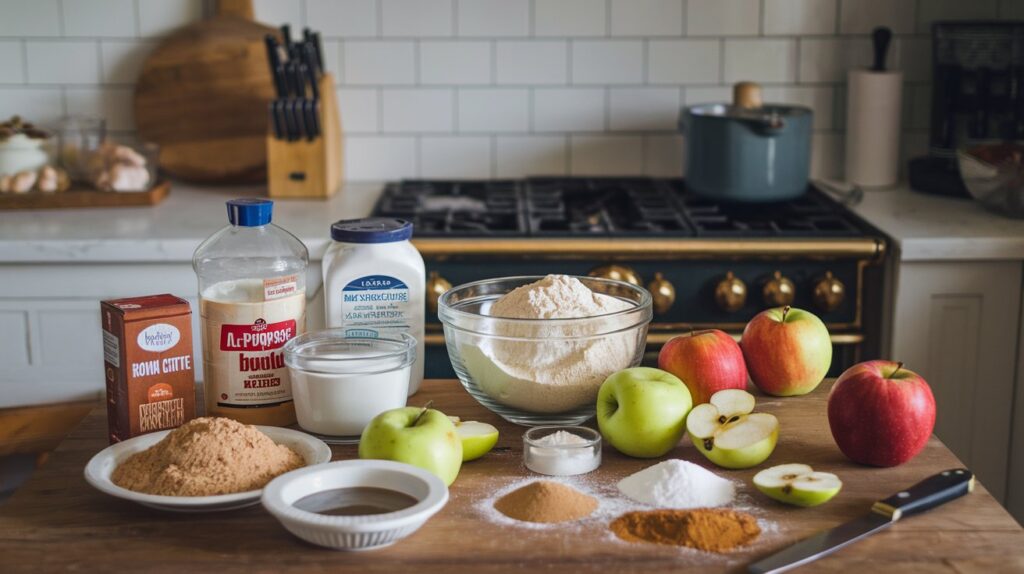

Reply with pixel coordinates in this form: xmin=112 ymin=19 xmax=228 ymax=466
xmin=763 ymin=271 xmax=795 ymax=307
xmin=813 ymin=271 xmax=845 ymax=312
xmin=588 ymin=264 xmax=641 ymax=286
xmin=648 ymin=272 xmax=676 ymax=315
xmin=426 ymin=271 xmax=452 ymax=314
xmin=714 ymin=272 xmax=747 ymax=313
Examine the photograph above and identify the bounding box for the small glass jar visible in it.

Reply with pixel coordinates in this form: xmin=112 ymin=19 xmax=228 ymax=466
xmin=523 ymin=426 xmax=601 ymax=476
xmin=54 ymin=116 xmax=105 ymax=182
xmin=284 ymin=330 xmax=416 ymax=443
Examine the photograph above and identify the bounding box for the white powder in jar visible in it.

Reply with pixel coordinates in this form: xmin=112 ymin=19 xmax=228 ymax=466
xmin=525 ymin=429 xmax=601 ymax=476
xmin=461 ymin=275 xmax=642 ymax=413
xmin=617 ymin=459 xmax=736 ymax=509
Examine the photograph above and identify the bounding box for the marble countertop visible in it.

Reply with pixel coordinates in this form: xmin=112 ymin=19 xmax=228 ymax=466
xmin=1 ymin=181 xmax=1022 ymax=263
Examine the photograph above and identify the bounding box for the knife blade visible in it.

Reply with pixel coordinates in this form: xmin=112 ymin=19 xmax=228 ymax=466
xmin=748 ymin=468 xmax=975 ymax=574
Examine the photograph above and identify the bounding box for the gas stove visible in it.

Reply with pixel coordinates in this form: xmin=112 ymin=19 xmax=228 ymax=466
xmin=371 ymin=177 xmax=887 ymax=380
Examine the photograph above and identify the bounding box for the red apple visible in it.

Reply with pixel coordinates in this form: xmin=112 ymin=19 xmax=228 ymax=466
xmin=740 ymin=306 xmax=832 ymax=396
xmin=828 ymin=360 xmax=936 ymax=467
xmin=657 ymin=329 xmax=747 ymax=405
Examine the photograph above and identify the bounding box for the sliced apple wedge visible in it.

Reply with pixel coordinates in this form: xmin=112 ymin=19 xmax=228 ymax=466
xmin=448 ymin=416 xmax=499 ymax=461
xmin=686 ymin=389 xmax=778 ymax=469
xmin=753 ymin=463 xmax=842 ymax=507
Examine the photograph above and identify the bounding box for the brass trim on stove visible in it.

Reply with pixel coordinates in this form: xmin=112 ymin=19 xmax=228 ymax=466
xmin=422 ymin=332 xmax=863 ymax=346
xmin=412 ymin=238 xmax=884 ymax=259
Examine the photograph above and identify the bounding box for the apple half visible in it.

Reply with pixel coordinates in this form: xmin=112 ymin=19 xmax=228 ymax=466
xmin=448 ymin=416 xmax=499 ymax=461
xmin=686 ymin=389 xmax=778 ymax=469
xmin=753 ymin=463 xmax=842 ymax=507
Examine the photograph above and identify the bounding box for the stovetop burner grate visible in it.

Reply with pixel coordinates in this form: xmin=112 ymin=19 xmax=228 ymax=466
xmin=373 ymin=178 xmax=867 ymax=238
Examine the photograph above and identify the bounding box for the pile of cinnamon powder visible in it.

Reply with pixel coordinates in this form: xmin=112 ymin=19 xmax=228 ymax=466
xmin=111 ymin=417 xmax=304 ymax=496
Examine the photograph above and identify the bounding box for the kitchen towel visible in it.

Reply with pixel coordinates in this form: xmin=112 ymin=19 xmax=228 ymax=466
xmin=845 ymin=69 xmax=903 ymax=188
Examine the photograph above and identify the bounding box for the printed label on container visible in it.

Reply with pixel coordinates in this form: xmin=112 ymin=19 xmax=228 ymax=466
xmin=264 ymin=274 xmax=298 ymax=301
xmin=340 ymin=275 xmax=411 ymax=338
xmin=103 ymin=330 xmax=120 ymax=367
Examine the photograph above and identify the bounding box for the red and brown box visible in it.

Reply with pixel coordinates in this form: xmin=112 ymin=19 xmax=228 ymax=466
xmin=101 ymin=294 xmax=196 ymax=443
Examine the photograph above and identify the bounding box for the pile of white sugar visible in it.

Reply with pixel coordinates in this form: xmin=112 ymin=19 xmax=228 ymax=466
xmin=617 ymin=459 xmax=736 ymax=508
xmin=461 ymin=275 xmax=640 ymax=413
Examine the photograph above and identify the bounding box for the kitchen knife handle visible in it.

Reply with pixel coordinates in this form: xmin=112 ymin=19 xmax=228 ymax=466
xmin=871 ymin=469 xmax=974 ymax=521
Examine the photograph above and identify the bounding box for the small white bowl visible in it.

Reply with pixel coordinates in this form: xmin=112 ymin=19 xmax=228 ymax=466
xmin=84 ymin=426 xmax=332 ymax=513
xmin=261 ymin=459 xmax=448 ymax=551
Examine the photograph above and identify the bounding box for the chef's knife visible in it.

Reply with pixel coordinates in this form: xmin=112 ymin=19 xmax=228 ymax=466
xmin=748 ymin=468 xmax=974 ymax=574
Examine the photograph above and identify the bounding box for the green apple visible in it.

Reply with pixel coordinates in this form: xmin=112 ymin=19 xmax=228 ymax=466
xmin=686 ymin=388 xmax=778 ymax=469
xmin=753 ymin=463 xmax=842 ymax=507
xmin=596 ymin=367 xmax=693 ymax=458
xmin=359 ymin=406 xmax=463 ymax=486
xmin=448 ymin=416 xmax=499 ymax=462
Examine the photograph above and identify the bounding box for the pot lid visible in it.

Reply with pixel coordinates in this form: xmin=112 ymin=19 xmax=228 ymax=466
xmin=687 ymin=81 xmax=811 ymax=119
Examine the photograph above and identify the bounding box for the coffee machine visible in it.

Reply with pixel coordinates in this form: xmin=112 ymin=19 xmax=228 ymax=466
xmin=909 ymin=21 xmax=1024 ymax=197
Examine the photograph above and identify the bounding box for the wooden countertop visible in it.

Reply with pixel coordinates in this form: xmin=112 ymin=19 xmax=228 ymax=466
xmin=1 ymin=379 xmax=1022 ymax=573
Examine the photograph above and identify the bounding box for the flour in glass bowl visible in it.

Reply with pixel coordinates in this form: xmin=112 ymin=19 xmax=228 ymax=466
xmin=461 ymin=275 xmax=641 ymax=413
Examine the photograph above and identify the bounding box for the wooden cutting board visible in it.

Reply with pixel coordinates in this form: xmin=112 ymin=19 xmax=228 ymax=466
xmin=1 ymin=380 xmax=1022 ymax=573
xmin=134 ymin=0 xmax=275 ymax=184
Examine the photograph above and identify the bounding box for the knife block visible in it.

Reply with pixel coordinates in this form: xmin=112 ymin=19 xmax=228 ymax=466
xmin=267 ymin=73 xmax=343 ymax=199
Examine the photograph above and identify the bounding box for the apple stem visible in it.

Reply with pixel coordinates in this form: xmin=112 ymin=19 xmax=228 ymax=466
xmin=892 ymin=362 xmax=904 ymax=378
xmin=412 ymin=400 xmax=434 ymax=426
xmin=782 ymin=306 xmax=791 ymax=321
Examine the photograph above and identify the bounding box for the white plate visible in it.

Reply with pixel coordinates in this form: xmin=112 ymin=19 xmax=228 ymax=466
xmin=84 ymin=426 xmax=332 ymax=513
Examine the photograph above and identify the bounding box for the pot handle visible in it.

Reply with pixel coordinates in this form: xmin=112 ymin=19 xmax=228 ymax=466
xmin=740 ymin=111 xmax=786 ymax=135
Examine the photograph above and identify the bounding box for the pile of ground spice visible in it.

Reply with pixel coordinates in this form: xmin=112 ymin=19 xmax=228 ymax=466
xmin=110 ymin=417 xmax=304 ymax=496
xmin=493 ymin=480 xmax=598 ymax=523
xmin=610 ymin=508 xmax=760 ymax=553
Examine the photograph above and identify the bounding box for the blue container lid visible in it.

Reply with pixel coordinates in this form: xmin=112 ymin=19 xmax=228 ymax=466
xmin=227 ymin=198 xmax=273 ymax=227
xmin=331 ymin=218 xmax=413 ymax=243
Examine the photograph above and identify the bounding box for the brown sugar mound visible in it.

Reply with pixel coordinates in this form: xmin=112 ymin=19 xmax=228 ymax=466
xmin=494 ymin=480 xmax=598 ymax=523
xmin=110 ymin=417 xmax=304 ymax=496
xmin=610 ymin=508 xmax=760 ymax=553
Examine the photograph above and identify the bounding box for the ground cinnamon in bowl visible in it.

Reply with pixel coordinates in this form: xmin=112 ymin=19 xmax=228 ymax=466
xmin=111 ymin=417 xmax=304 ymax=496
xmin=493 ymin=480 xmax=598 ymax=523
xmin=610 ymin=508 xmax=760 ymax=553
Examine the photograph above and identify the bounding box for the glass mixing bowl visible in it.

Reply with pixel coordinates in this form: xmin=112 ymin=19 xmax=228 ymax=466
xmin=437 ymin=276 xmax=652 ymax=426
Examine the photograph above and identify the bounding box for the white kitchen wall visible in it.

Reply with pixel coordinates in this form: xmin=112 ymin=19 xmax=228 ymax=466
xmin=0 ymin=0 xmax=1019 ymax=181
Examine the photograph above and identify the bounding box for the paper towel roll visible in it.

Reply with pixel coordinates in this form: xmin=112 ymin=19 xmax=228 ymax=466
xmin=845 ymin=69 xmax=903 ymax=188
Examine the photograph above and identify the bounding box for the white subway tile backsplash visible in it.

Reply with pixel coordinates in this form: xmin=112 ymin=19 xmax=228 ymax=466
xmin=63 ymin=0 xmax=136 ymax=37
xmin=535 ymin=0 xmax=607 ymax=37
xmin=534 ymin=88 xmax=605 ymax=132
xmin=344 ymin=41 xmax=415 ymax=85
xmin=0 ymin=41 xmax=24 ymax=83
xmin=458 ymin=0 xmax=530 ymax=37
xmin=648 ymin=40 xmax=720 ymax=84
xmin=337 ymin=88 xmax=379 ymax=133
xmin=683 ymin=86 xmax=732 ymax=105
xmin=382 ymin=0 xmax=454 ymax=37
xmin=724 ymin=39 xmax=796 ymax=83
xmin=763 ymin=0 xmax=836 ymax=35
xmin=323 ymin=40 xmax=342 ymax=80
xmin=307 ymin=0 xmax=378 ymax=37
xmin=572 ymin=41 xmax=643 ymax=85
xmin=571 ymin=135 xmax=644 ymax=175
xmin=917 ymin=0 xmax=1000 ymax=33
xmin=798 ymin=38 xmax=840 ymax=83
xmin=420 ymin=136 xmax=492 ymax=177
xmin=762 ymin=85 xmax=834 ymax=129
xmin=496 ymin=41 xmax=567 ymax=85
xmin=100 ymin=40 xmax=155 ymax=84
xmin=0 ymin=88 xmax=64 ymax=124
xmin=137 ymin=0 xmax=202 ymax=37
xmin=458 ymin=88 xmax=529 ymax=132
xmin=420 ymin=41 xmax=491 ymax=85
xmin=0 ymin=0 xmax=60 ymax=37
xmin=65 ymin=87 xmax=133 ymax=130
xmin=643 ymin=134 xmax=684 ymax=176
xmin=345 ymin=136 xmax=418 ymax=179
xmin=610 ymin=0 xmax=684 ymax=37
xmin=496 ymin=135 xmax=567 ymax=176
xmin=687 ymin=0 xmax=760 ymax=36
xmin=609 ymin=87 xmax=681 ymax=131
xmin=839 ymin=0 xmax=915 ymax=34
xmin=382 ymin=88 xmax=454 ymax=132
xmin=811 ymin=132 xmax=842 ymax=179
xmin=26 ymin=41 xmax=99 ymax=85
xmin=253 ymin=0 xmax=304 ymax=28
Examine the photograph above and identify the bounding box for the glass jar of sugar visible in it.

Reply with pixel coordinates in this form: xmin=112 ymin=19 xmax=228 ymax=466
xmin=284 ymin=330 xmax=416 ymax=442
xmin=523 ymin=426 xmax=602 ymax=476
xmin=323 ymin=218 xmax=425 ymax=395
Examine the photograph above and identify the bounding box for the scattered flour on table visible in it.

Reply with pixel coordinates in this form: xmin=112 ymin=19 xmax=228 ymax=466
xmin=462 ymin=275 xmax=640 ymax=413
xmin=617 ymin=459 xmax=736 ymax=509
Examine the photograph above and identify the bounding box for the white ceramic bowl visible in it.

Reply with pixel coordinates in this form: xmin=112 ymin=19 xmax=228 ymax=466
xmin=261 ymin=459 xmax=448 ymax=551
xmin=84 ymin=426 xmax=331 ymax=513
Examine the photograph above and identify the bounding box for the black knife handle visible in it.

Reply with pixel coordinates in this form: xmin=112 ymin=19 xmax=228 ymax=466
xmin=871 ymin=469 xmax=974 ymax=521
